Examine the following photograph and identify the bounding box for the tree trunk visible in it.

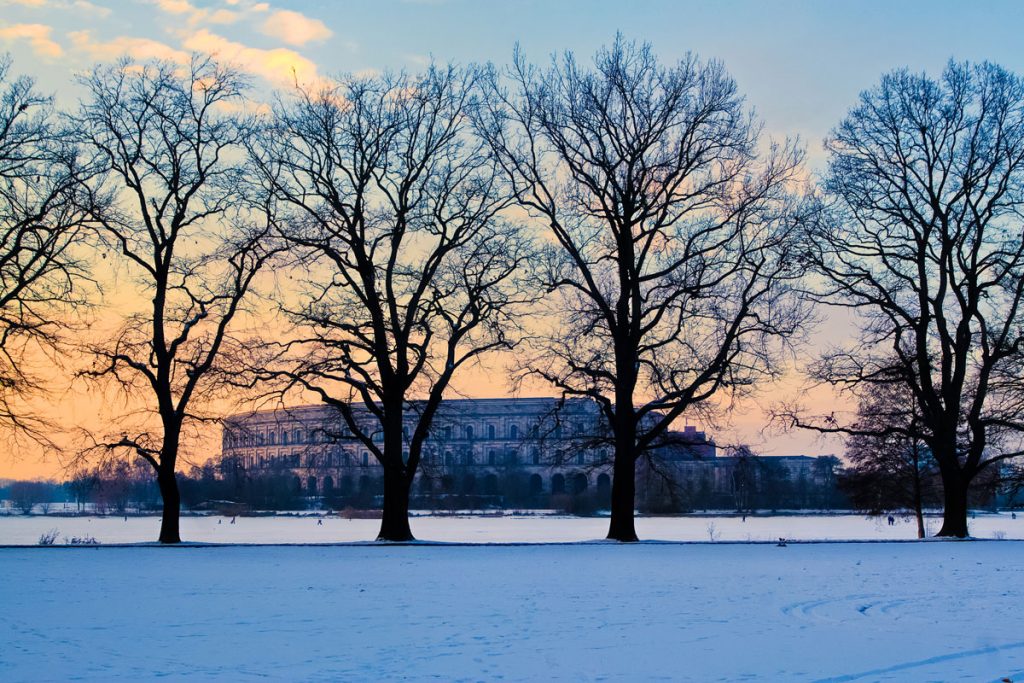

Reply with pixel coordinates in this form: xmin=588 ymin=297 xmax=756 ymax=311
xmin=912 ymin=457 xmax=925 ymax=539
xmin=377 ymin=466 xmax=414 ymax=542
xmin=935 ymin=474 xmax=970 ymax=538
xmin=157 ymin=468 xmax=181 ymax=544
xmin=607 ymin=441 xmax=638 ymax=542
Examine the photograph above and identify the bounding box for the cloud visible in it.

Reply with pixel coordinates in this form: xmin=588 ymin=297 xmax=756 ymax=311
xmin=69 ymin=29 xmax=189 ymax=63
xmin=150 ymin=0 xmax=238 ymax=26
xmin=258 ymin=9 xmax=331 ymax=46
xmin=71 ymin=0 xmax=111 ymax=15
xmin=0 ymin=23 xmax=63 ymax=58
xmin=153 ymin=0 xmax=191 ymax=12
xmin=1 ymin=0 xmax=111 ymax=15
xmin=182 ymin=28 xmax=319 ymax=88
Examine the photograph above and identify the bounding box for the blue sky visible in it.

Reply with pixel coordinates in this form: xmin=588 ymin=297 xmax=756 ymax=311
xmin=3 ymin=0 xmax=1024 ymax=171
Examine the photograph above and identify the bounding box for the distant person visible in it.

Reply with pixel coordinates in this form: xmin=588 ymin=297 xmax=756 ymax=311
xmin=218 ymin=519 xmax=222 ymax=525
xmin=230 ymin=516 xmax=236 ymax=525
xmin=887 ymin=515 xmax=895 ymax=526
xmin=317 ymin=519 xmax=323 ymax=526
xmin=1013 ymin=512 xmax=1017 ymax=520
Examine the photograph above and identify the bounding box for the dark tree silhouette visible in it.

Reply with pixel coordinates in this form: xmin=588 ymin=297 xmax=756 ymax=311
xmin=0 ymin=55 xmax=93 ymax=443
xmin=247 ymin=65 xmax=532 ymax=541
xmin=787 ymin=61 xmax=1024 ymax=537
xmin=73 ymin=57 xmax=279 ymax=543
xmin=475 ymin=37 xmax=808 ymax=540
xmin=840 ymin=381 xmax=940 ymax=538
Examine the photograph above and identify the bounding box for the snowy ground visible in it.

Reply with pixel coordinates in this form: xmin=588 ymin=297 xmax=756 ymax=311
xmin=0 ymin=511 xmax=1021 ymax=545
xmin=1 ymin=542 xmax=1022 ymax=681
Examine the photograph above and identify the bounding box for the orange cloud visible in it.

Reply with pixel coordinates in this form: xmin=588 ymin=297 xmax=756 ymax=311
xmin=4 ymin=0 xmax=112 ymax=16
xmin=150 ymin=0 xmax=239 ymax=26
xmin=0 ymin=23 xmax=63 ymax=58
xmin=68 ymin=30 xmax=189 ymax=63
xmin=182 ymin=28 xmax=319 ymax=87
xmin=259 ymin=9 xmax=331 ymax=46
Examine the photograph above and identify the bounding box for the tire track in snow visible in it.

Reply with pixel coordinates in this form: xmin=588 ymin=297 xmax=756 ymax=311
xmin=814 ymin=640 xmax=1024 ymax=682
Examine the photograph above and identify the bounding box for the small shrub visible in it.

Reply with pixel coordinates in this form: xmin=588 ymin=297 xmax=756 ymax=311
xmin=38 ymin=529 xmax=60 ymax=545
xmin=65 ymin=535 xmax=100 ymax=545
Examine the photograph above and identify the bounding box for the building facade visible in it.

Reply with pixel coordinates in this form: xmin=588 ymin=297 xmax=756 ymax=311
xmin=220 ymin=397 xmax=837 ymax=510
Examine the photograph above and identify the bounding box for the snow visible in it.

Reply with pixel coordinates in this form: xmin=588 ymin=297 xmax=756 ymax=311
xmin=0 ymin=511 xmax=1021 ymax=545
xmin=1 ymin=542 xmax=1022 ymax=681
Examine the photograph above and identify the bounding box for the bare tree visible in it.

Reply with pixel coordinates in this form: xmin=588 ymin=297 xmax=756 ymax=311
xmin=787 ymin=61 xmax=1024 ymax=537
xmin=73 ymin=57 xmax=278 ymax=543
xmin=840 ymin=381 xmax=940 ymax=538
xmin=0 ymin=55 xmax=93 ymax=443
xmin=247 ymin=65 xmax=532 ymax=541
xmin=475 ymin=37 xmax=808 ymax=540
xmin=8 ymin=479 xmax=54 ymax=514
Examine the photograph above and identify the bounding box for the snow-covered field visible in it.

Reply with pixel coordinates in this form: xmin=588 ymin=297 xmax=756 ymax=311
xmin=1 ymin=542 xmax=1022 ymax=681
xmin=0 ymin=511 xmax=1020 ymax=545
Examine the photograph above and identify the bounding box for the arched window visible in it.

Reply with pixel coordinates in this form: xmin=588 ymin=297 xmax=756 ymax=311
xmin=269 ymin=432 xmax=276 ymax=445
xmin=362 ymin=452 xmax=369 ymax=467
xmin=529 ymin=473 xmax=543 ymax=496
xmin=487 ymin=424 xmax=496 ymax=439
xmin=509 ymin=424 xmax=519 ymax=439
xmin=577 ymin=452 xmax=585 ymax=466
xmin=294 ymin=428 xmax=302 ymax=443
xmin=465 ymin=425 xmax=474 ymax=440
xmin=488 ymin=450 xmax=497 ymax=466
xmin=532 ymin=447 xmax=541 ymax=465
xmin=282 ymin=431 xmax=289 ymax=445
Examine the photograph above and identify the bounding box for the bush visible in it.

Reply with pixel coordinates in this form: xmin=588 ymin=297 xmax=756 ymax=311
xmin=38 ymin=529 xmax=59 ymax=545
xmin=65 ymin=535 xmax=99 ymax=545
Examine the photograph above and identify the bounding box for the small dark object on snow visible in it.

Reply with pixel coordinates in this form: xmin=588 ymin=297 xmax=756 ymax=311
xmin=317 ymin=519 xmax=323 ymax=526
xmin=230 ymin=517 xmax=236 ymax=524
xmin=887 ymin=515 xmax=895 ymax=526
xmin=1013 ymin=513 xmax=1017 ymax=520
xmin=777 ymin=538 xmax=787 ymax=547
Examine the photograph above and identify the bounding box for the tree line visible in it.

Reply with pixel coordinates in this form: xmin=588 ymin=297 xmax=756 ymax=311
xmin=1 ymin=36 xmax=1023 ymax=542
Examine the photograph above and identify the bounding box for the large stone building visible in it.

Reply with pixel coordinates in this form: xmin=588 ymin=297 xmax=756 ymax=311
xmin=220 ymin=397 xmax=837 ymax=510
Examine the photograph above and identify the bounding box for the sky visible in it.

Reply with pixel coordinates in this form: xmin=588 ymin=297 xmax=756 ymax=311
xmin=2 ymin=0 xmax=1024 ymax=479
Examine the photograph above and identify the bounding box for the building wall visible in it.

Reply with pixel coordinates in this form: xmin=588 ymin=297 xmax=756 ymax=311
xmin=218 ymin=397 xmax=841 ymax=510
xmin=220 ymin=398 xmax=625 ymax=498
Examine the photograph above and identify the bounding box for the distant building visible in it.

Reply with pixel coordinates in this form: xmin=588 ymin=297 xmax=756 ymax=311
xmin=219 ymin=397 xmax=838 ymax=510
